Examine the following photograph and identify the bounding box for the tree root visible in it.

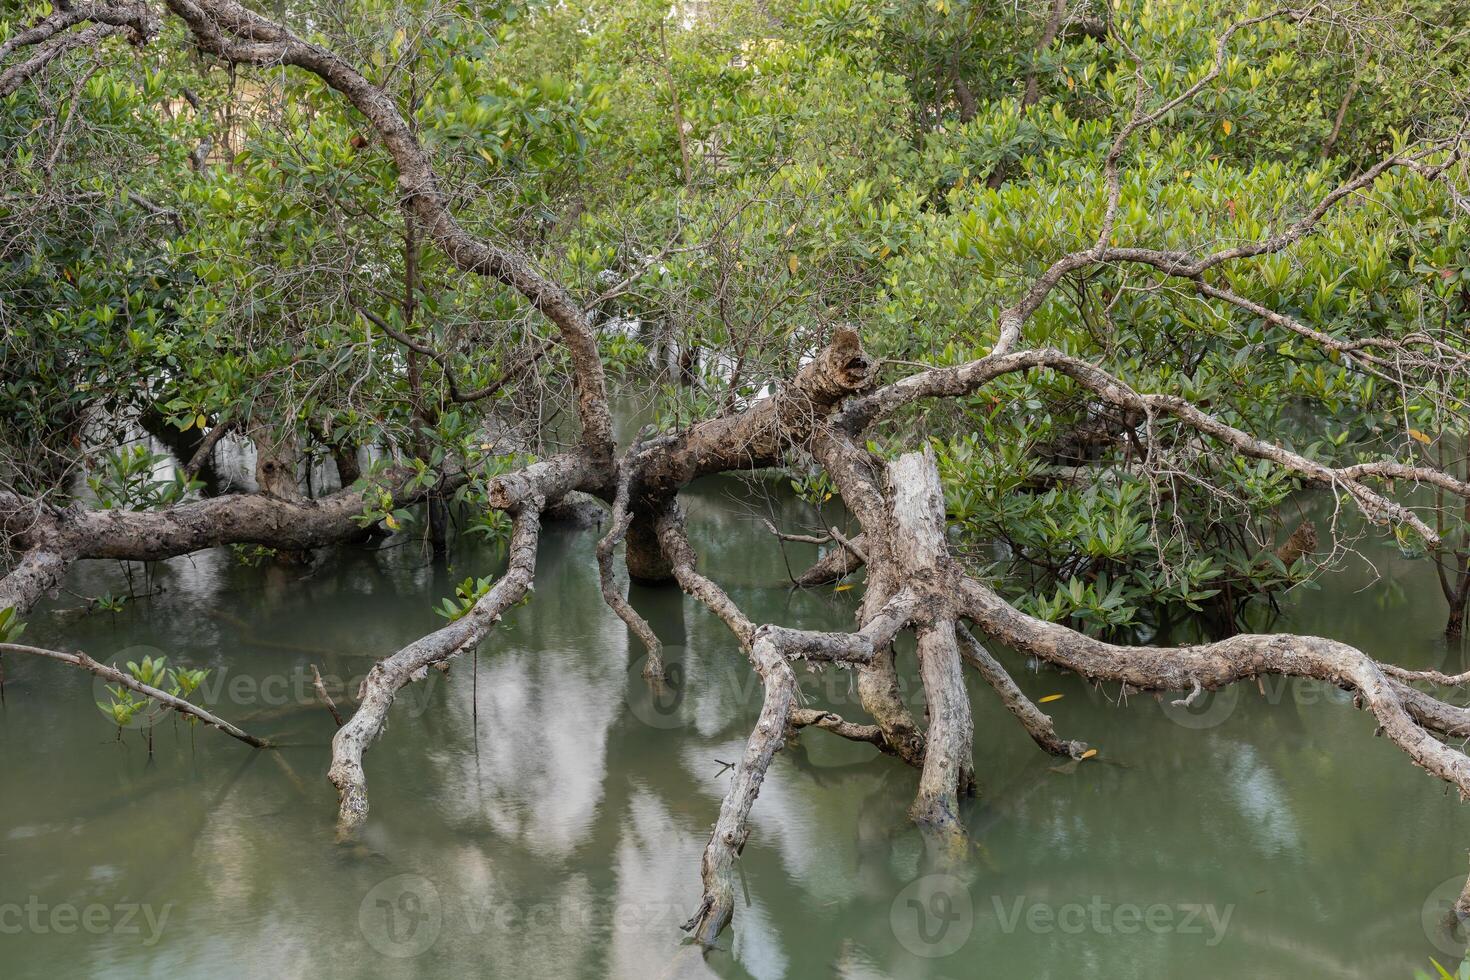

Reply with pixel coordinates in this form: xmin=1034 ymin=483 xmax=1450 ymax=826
xmin=595 ymin=440 xmax=664 ymax=679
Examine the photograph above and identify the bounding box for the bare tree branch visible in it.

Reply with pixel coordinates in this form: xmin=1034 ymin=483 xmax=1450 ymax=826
xmin=0 ymin=641 xmax=267 ymax=747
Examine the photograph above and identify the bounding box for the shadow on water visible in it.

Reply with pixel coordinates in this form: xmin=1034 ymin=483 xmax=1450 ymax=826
xmin=1 ymin=478 xmax=1468 ymax=978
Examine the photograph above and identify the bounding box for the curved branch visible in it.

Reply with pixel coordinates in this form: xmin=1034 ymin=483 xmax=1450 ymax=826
xmin=596 ymin=447 xmax=663 ymax=679
xmin=851 ymin=347 xmax=1467 ymax=544
xmin=842 ymin=134 xmax=1465 ymax=433
xmin=676 ymin=606 xmax=917 ymax=947
xmin=658 ymin=496 xmax=918 ymax=946
xmin=681 ymin=630 xmax=794 ymax=948
xmin=163 ymin=0 xmax=615 ymax=459
xmin=788 ymin=707 xmax=893 ymax=752
xmin=809 ymin=427 xmax=925 ymax=764
xmin=328 ymin=506 xmax=543 ymax=837
xmin=0 ymin=23 xmax=121 ymax=97
xmin=958 ymin=576 xmax=1470 ymax=797
xmin=1185 ymin=277 xmax=1468 ymax=376
xmin=0 ymin=1 xmax=153 ymax=62
xmin=0 ymin=641 xmax=267 ymax=747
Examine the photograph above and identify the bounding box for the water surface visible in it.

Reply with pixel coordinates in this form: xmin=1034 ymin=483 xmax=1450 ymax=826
xmin=2 ymin=479 xmax=1467 ymax=978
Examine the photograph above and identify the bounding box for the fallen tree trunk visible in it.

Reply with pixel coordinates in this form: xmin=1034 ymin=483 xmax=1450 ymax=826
xmin=626 ymin=327 xmax=878 ymax=580
xmin=9 ymin=2 xmax=1470 ymax=960
xmin=0 ymin=548 xmax=70 ymax=617
xmin=0 ymin=469 xmax=470 ymax=616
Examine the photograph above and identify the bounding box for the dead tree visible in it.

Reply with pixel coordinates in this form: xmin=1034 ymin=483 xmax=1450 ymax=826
xmin=2 ymin=0 xmax=1470 ymax=953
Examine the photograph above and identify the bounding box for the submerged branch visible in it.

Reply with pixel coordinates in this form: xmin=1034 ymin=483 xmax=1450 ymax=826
xmin=596 ymin=443 xmax=663 ymax=678
xmin=328 ymin=505 xmax=545 ymax=838
xmin=957 ymin=622 xmax=1088 ymax=758
xmin=0 ymin=641 xmax=268 ymax=747
xmin=959 ymin=576 xmax=1470 ymax=797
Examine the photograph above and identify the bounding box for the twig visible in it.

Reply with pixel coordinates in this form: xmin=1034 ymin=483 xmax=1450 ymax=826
xmin=0 ymin=642 xmax=269 ymax=748
xmin=310 ymin=663 xmax=345 ymax=727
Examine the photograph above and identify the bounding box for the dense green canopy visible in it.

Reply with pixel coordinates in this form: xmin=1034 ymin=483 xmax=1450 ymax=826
xmin=3 ymin=0 xmax=1466 ymax=638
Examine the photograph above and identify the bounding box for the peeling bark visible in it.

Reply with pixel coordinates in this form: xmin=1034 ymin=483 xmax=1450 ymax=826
xmin=882 ymin=451 xmax=973 ymax=842
xmin=0 ymin=548 xmax=70 ymax=616
xmin=910 ymin=619 xmax=973 ymax=845
xmin=627 ymin=327 xmax=879 ymax=581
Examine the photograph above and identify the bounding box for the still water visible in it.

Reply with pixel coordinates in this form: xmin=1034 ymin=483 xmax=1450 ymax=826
xmin=2 ymin=478 xmax=1468 ymax=979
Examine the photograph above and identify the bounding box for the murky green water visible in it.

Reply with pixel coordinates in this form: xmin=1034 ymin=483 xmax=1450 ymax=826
xmin=3 ymin=479 xmax=1468 ymax=979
